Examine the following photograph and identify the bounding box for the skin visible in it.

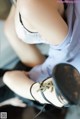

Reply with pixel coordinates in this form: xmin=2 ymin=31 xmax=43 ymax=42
xmin=4 ymin=0 xmax=68 ymax=67
xmin=3 ymin=71 xmax=68 ymax=107
xmin=4 ymin=5 xmax=45 ymax=67
xmin=18 ymin=0 xmax=68 ymax=45
xmin=0 ymin=97 xmax=27 ymax=107
xmin=3 ymin=0 xmax=68 ymax=107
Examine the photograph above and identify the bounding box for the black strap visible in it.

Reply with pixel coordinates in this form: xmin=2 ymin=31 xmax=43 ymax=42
xmin=40 ymin=85 xmax=54 ymax=105
xmin=30 ymin=83 xmax=41 ymax=103
xmin=30 ymin=83 xmax=47 ymax=119
xmin=30 ymin=82 xmax=50 ymax=104
xmin=62 ymin=0 xmax=67 ymax=10
xmin=38 ymin=78 xmax=70 ymax=107
xmin=19 ymin=13 xmax=38 ymax=33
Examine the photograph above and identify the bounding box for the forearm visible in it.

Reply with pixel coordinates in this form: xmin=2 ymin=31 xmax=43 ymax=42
xmin=0 ymin=99 xmax=11 ymax=107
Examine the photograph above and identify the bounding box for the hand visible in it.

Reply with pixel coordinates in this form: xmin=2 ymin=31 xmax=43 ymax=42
xmin=9 ymin=97 xmax=27 ymax=107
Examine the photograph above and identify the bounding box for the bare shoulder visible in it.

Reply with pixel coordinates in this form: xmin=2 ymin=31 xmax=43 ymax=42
xmin=17 ymin=0 xmax=68 ymax=45
xmin=18 ymin=0 xmax=62 ymax=17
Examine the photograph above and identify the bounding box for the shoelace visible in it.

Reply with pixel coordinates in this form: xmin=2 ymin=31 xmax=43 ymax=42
xmin=33 ymin=104 xmax=46 ymax=119
xmin=32 ymin=80 xmax=54 ymax=119
xmin=37 ymin=81 xmax=54 ymax=93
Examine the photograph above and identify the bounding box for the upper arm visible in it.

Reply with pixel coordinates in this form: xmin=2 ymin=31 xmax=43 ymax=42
xmin=4 ymin=5 xmax=45 ymax=67
xmin=19 ymin=0 xmax=68 ymax=45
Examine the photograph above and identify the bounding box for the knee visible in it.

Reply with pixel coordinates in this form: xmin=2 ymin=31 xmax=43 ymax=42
xmin=3 ymin=71 xmax=14 ymax=85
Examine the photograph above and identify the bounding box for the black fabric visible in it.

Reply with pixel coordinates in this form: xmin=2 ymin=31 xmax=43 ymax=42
xmin=52 ymin=63 xmax=80 ymax=105
xmin=0 ymin=69 xmax=10 ymax=77
xmin=0 ymin=85 xmax=15 ymax=102
xmin=62 ymin=0 xmax=67 ymax=10
xmin=13 ymin=61 xmax=31 ymax=71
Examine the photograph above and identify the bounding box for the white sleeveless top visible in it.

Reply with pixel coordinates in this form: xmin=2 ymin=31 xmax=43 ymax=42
xmin=15 ymin=12 xmax=49 ymax=55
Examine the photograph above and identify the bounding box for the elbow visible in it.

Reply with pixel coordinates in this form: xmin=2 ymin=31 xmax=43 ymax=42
xmin=4 ymin=21 xmax=8 ymax=37
xmin=4 ymin=20 xmax=11 ymax=39
xmin=23 ymin=56 xmax=45 ymax=67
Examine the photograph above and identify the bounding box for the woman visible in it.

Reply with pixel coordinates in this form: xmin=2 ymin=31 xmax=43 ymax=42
xmin=3 ymin=0 xmax=80 ymax=107
xmin=3 ymin=63 xmax=80 ymax=108
xmin=4 ymin=0 xmax=68 ymax=67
